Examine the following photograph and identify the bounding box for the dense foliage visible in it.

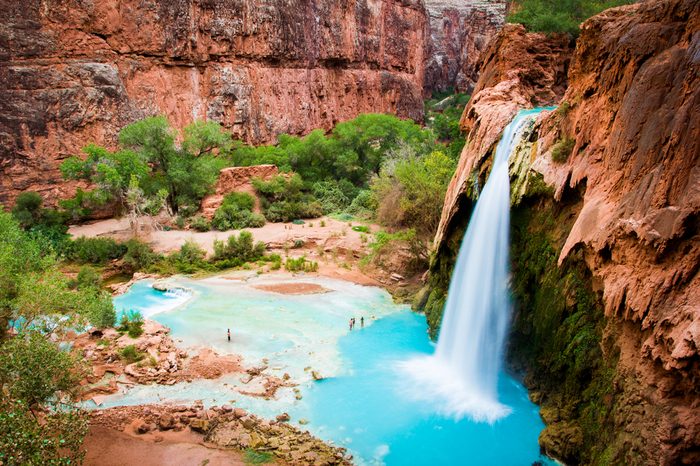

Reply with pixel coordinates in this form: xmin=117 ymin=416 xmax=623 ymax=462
xmin=61 ymin=118 xmax=231 ymax=217
xmin=212 ymin=192 xmax=265 ymax=231
xmin=253 ymin=175 xmax=323 ymax=222
xmin=0 ymin=210 xmax=115 ymax=465
xmin=508 ymin=0 xmax=634 ymax=35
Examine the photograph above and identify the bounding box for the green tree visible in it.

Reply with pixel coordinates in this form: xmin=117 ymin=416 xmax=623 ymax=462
xmin=0 ymin=333 xmax=88 ymax=465
xmin=372 ymin=148 xmax=455 ymax=239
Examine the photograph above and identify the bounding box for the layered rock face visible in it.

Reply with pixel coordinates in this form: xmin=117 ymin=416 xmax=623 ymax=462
xmin=434 ymin=23 xmax=571 ymax=246
xmin=423 ymin=0 xmax=507 ymax=93
xmin=429 ymin=0 xmax=699 ymax=463
xmin=0 ymin=0 xmax=427 ymax=207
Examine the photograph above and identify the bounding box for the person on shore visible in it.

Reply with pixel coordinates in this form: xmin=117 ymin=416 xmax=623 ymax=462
xmin=227 ymin=328 xmax=231 ymax=342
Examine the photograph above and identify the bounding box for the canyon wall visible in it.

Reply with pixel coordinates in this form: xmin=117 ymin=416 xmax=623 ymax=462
xmin=424 ymin=0 xmax=699 ymax=464
xmin=0 ymin=0 xmax=428 ymax=207
xmin=423 ymin=0 xmax=507 ymax=94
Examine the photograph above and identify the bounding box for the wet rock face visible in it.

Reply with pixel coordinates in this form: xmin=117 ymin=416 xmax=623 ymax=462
xmin=0 ymin=0 xmax=428 ymax=207
xmin=534 ymin=2 xmax=699 ymax=462
xmin=423 ymin=0 xmax=508 ymax=94
xmin=431 ymin=0 xmax=699 ymax=463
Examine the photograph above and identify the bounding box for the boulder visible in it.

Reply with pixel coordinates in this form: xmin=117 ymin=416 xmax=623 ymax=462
xmin=189 ymin=418 xmax=210 ymax=434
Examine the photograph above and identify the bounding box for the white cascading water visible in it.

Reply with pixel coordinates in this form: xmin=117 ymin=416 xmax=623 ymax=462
xmin=399 ymin=108 xmax=547 ymax=423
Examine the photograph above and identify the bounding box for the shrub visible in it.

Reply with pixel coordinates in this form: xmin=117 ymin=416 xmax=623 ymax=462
xmin=190 ymin=215 xmax=211 ymax=232
xmin=175 ymin=216 xmax=186 ymax=229
xmin=211 ymin=192 xmax=265 ymax=230
xmin=65 ymin=237 xmax=127 ymax=264
xmin=118 ymin=344 xmax=144 ymax=363
xmin=222 ymin=192 xmax=255 ymax=212
xmin=118 ymin=310 xmax=144 ymax=337
xmin=351 ymin=225 xmax=370 ymax=233
xmin=85 ymin=291 xmax=117 ymax=328
xmin=312 ymin=181 xmax=350 ymax=214
xmin=268 ymin=254 xmax=282 ymax=270
xmin=74 ymin=266 xmax=102 ymax=290
xmin=551 ymin=137 xmax=575 ymax=163
xmin=347 ymin=190 xmax=377 ymax=217
xmin=285 ymin=256 xmax=319 ymax=272
xmin=123 ymin=239 xmax=161 ymax=271
xmin=11 ymin=192 xmax=67 ymax=232
xmin=213 ymin=231 xmax=266 ymax=264
xmin=170 ymin=240 xmax=208 ymax=273
xmin=254 ymin=175 xmax=323 ymax=222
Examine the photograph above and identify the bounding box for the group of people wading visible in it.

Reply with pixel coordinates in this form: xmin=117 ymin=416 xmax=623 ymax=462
xmin=348 ymin=316 xmax=364 ymax=330
xmin=227 ymin=316 xmax=366 ymax=342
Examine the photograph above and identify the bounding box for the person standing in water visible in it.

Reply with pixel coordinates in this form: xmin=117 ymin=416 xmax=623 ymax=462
xmin=227 ymin=328 xmax=231 ymax=341
xmin=361 ymin=317 xmax=364 ymax=328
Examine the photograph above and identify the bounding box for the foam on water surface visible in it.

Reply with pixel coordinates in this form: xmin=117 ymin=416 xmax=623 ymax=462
xmin=103 ymin=273 xmax=553 ymax=465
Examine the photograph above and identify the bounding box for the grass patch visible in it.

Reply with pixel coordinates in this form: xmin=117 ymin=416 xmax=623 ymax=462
xmin=118 ymin=344 xmax=145 ymax=364
xmin=243 ymin=449 xmax=273 ymax=465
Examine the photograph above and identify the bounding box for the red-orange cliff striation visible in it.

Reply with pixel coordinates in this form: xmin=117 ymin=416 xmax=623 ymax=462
xmin=430 ymin=0 xmax=699 ymax=463
xmin=423 ymin=0 xmax=508 ymax=94
xmin=434 ymin=23 xmax=572 ymax=246
xmin=0 ymin=0 xmax=428 ymax=207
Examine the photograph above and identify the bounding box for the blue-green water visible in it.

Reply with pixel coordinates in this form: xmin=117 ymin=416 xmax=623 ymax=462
xmin=110 ymin=275 xmax=551 ymax=465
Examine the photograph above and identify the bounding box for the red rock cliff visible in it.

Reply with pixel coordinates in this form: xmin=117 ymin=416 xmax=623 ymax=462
xmin=0 ymin=0 xmax=428 ymax=206
xmin=423 ymin=0 xmax=508 ymax=94
xmin=431 ymin=0 xmax=699 ymax=463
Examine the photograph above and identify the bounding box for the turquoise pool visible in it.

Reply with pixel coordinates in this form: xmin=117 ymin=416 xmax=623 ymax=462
xmin=109 ymin=274 xmax=552 ymax=465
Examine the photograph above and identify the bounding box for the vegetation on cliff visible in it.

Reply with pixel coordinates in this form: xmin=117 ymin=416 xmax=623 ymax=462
xmin=508 ymin=0 xmax=633 ymax=35
xmin=509 ymin=193 xmax=617 ymax=464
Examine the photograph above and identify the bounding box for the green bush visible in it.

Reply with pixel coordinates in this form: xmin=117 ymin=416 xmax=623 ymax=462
xmin=222 ymin=192 xmax=255 ymax=212
xmin=213 ymin=231 xmax=266 ymax=264
xmin=118 ymin=310 xmax=144 ymax=338
xmin=212 ymin=207 xmax=265 ymax=231
xmin=311 ymin=181 xmax=350 ymax=214
xmin=11 ymin=192 xmax=67 ymax=232
xmin=123 ymin=239 xmax=161 ymax=271
xmin=351 ymin=225 xmax=370 ymax=233
xmin=551 ymin=137 xmax=575 ymax=163
xmin=73 ymin=266 xmax=102 ymax=290
xmin=118 ymin=344 xmax=144 ymax=363
xmin=190 ymin=215 xmax=211 ymax=232
xmin=65 ymin=237 xmax=127 ymax=264
xmin=85 ymin=290 xmax=117 ymax=328
xmin=211 ymin=192 xmax=265 ymax=230
xmin=254 ymin=175 xmax=323 ymax=222
xmin=169 ymin=240 xmax=208 ymax=273
xmin=347 ymin=190 xmax=377 ymax=218
xmin=285 ymin=256 xmax=319 ymax=273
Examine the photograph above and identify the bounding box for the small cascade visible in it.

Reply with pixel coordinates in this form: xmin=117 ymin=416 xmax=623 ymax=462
xmin=400 ymin=108 xmax=547 ymax=423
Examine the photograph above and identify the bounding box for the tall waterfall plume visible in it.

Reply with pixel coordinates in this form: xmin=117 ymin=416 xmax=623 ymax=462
xmin=399 ymin=108 xmax=548 ymax=423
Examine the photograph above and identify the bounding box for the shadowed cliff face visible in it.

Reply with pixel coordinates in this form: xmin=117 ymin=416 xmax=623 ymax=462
xmin=0 ymin=0 xmax=428 ymax=206
xmin=423 ymin=0 xmax=508 ymax=94
xmin=430 ymin=0 xmax=699 ymax=464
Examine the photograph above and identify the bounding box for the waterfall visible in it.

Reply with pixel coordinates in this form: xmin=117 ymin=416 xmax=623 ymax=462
xmin=399 ymin=108 xmax=547 ymax=423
